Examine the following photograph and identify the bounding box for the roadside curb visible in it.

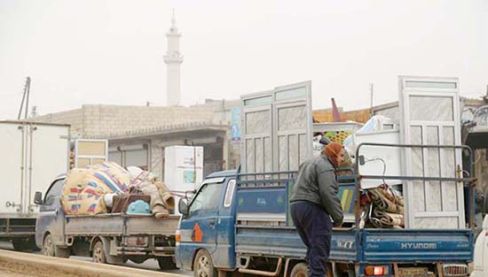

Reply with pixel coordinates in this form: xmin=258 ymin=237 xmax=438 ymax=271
xmin=0 ymin=249 xmax=181 ymax=277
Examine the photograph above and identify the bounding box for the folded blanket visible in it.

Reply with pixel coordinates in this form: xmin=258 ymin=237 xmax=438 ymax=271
xmin=367 ymin=185 xmax=405 ymax=228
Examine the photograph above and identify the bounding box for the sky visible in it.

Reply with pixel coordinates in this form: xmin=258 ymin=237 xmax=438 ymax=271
xmin=0 ymin=0 xmax=487 ymax=119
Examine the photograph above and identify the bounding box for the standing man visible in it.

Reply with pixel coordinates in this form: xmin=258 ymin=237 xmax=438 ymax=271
xmin=290 ymin=142 xmax=345 ymax=276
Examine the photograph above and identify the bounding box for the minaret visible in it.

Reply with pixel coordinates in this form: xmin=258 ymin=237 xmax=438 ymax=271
xmin=164 ymin=11 xmax=183 ymax=106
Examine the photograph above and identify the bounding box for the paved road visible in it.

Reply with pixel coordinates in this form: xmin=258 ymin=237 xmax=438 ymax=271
xmin=72 ymin=255 xmax=190 ymax=275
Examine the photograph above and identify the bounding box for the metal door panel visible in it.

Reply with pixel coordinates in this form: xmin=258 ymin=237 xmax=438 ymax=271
xmin=241 ymin=81 xmax=312 ymax=174
xmin=274 ymin=82 xmax=312 ymax=172
xmin=125 ymin=148 xmax=148 ymax=168
xmin=241 ymin=104 xmax=273 ymax=174
xmin=399 ymin=76 xmax=464 ymax=229
xmin=0 ymin=123 xmax=24 ymax=214
xmin=29 ymin=124 xmax=70 ymax=215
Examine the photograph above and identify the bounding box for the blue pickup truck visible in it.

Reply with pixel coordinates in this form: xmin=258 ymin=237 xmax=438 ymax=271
xmin=175 ymin=164 xmax=474 ymax=277
xmin=175 ymin=80 xmax=475 ymax=277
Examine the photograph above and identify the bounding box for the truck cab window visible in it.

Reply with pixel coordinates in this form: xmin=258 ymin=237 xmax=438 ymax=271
xmin=44 ymin=179 xmax=65 ymax=206
xmin=189 ymin=183 xmax=221 ymax=214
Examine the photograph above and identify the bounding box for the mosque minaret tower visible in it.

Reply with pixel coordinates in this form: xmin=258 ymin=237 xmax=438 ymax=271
xmin=164 ymin=11 xmax=183 ymax=106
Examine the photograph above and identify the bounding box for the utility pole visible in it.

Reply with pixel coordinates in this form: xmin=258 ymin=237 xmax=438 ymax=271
xmin=369 ymin=83 xmax=374 ymax=117
xmin=31 ymin=106 xmax=38 ymax=117
xmin=17 ymin=77 xmax=31 ymax=120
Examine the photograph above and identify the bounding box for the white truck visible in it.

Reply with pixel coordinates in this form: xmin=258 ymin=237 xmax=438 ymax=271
xmin=472 ymin=215 xmax=488 ymax=276
xmin=0 ymin=121 xmax=70 ymax=251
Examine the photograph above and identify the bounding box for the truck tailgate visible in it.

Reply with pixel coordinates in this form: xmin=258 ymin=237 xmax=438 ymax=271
xmin=360 ymin=229 xmax=473 ymax=262
xmin=65 ymin=214 xmax=179 ymax=236
xmin=236 ymin=226 xmax=473 ymax=263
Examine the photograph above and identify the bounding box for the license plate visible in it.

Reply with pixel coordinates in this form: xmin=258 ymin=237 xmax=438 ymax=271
xmin=397 ymin=267 xmax=432 ymax=277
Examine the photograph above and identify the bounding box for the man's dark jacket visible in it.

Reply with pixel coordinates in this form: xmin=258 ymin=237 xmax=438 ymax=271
xmin=290 ymin=154 xmax=344 ymax=224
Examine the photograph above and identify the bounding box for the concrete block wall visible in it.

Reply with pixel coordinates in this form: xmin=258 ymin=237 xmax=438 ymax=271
xmin=475 ymin=149 xmax=488 ymax=196
xmin=32 ymin=108 xmax=84 ymax=137
xmin=81 ymin=105 xmax=217 ymax=138
xmin=32 ymin=104 xmax=220 ymax=138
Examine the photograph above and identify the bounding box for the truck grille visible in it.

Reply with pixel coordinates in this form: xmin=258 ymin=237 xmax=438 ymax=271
xmin=443 ymin=264 xmax=468 ymax=277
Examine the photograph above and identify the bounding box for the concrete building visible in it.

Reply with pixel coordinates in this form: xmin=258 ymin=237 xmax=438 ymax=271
xmin=33 ymin=100 xmax=241 ymax=179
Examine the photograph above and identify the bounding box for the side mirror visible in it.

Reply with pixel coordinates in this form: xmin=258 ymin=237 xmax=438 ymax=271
xmin=34 ymin=191 xmax=43 ymax=205
xmin=178 ymin=198 xmax=189 ymax=216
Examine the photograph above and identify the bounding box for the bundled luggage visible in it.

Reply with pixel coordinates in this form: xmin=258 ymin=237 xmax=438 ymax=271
xmin=61 ymin=162 xmax=174 ymax=217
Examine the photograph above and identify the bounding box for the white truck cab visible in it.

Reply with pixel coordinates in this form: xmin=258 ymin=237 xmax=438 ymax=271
xmin=472 ymin=215 xmax=488 ymax=276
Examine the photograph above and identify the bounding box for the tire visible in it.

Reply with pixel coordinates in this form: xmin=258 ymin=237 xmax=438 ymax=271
xmin=92 ymin=239 xmax=124 ymax=265
xmin=42 ymin=234 xmax=70 ymax=258
xmin=193 ymin=249 xmax=217 ymax=277
xmin=12 ymin=237 xmax=38 ymax=252
xmin=345 ymin=269 xmax=356 ymax=277
xmin=290 ymin=262 xmax=308 ymax=277
xmin=92 ymin=240 xmax=106 ymax=264
xmin=158 ymin=256 xmax=177 ymax=270
xmin=42 ymin=234 xmax=55 ymax=257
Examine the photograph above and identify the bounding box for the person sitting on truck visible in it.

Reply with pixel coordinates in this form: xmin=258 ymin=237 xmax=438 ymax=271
xmin=289 ymin=142 xmax=345 ymax=277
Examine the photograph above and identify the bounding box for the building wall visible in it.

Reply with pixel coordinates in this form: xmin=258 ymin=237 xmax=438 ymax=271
xmin=313 ymin=108 xmax=371 ymax=123
xmin=374 ymin=106 xmax=400 ymax=123
xmin=107 ymin=128 xmax=228 ymax=180
xmin=82 ymin=105 xmax=217 ymax=138
xmin=199 ymin=99 xmax=241 ymax=169
xmin=33 ymin=104 xmax=219 ymax=138
xmin=33 ymin=101 xmax=242 ymax=177
xmin=33 ymin=102 xmax=243 ymax=138
xmin=475 ymin=149 xmax=488 ymax=199
xmin=33 ymin=108 xmax=84 ymax=137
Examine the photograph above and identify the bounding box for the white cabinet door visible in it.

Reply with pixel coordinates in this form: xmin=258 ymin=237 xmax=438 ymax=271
xmin=399 ymin=76 xmax=464 ymax=229
xmin=241 ymin=81 xmax=312 ymax=174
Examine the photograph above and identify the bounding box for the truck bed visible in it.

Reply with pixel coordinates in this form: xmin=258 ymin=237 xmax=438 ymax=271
xmin=235 ymin=174 xmax=473 ymax=265
xmin=65 ymin=214 xmax=179 ymax=236
xmin=235 ymin=225 xmax=473 ymax=263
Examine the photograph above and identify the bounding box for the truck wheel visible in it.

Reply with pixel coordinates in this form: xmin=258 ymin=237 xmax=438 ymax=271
xmin=158 ymin=256 xmax=177 ymax=270
xmin=42 ymin=234 xmax=70 ymax=258
xmin=92 ymin=241 xmax=106 ymax=264
xmin=42 ymin=234 xmax=56 ymax=257
xmin=194 ymin=249 xmax=217 ymax=277
xmin=290 ymin=262 xmax=308 ymax=277
xmin=92 ymin=239 xmax=123 ymax=265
